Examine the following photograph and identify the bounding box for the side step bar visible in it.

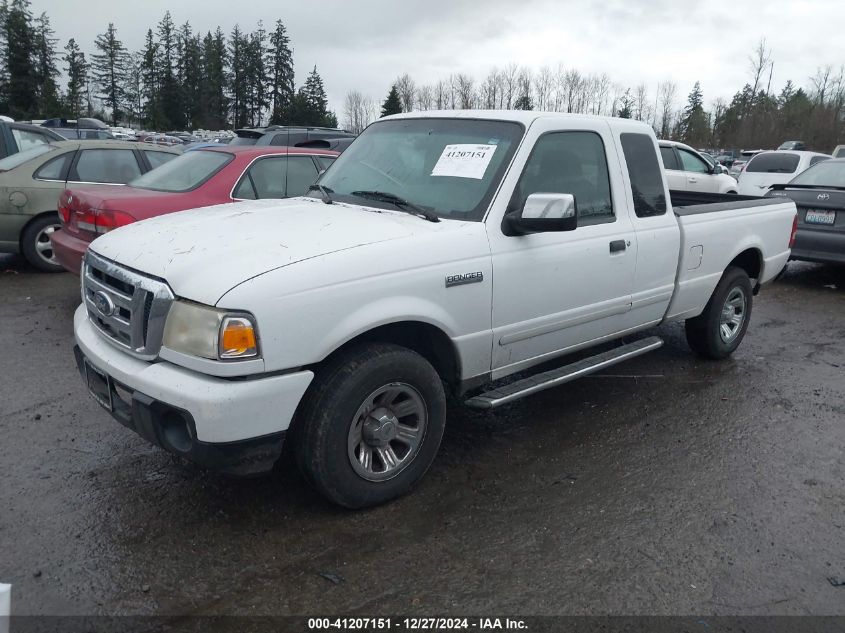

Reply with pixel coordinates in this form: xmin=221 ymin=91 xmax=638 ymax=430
xmin=464 ymin=336 xmax=664 ymax=409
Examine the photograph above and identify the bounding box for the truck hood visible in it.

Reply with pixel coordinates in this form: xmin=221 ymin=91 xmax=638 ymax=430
xmin=89 ymin=198 xmax=433 ymax=304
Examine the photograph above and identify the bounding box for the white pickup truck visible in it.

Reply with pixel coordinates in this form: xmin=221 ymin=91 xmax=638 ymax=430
xmin=73 ymin=111 xmax=797 ymax=508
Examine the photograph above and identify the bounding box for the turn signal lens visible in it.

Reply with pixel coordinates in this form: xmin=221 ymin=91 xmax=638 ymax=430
xmin=219 ymin=317 xmax=258 ymax=359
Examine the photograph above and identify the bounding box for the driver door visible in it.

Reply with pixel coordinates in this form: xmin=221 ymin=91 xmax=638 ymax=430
xmin=486 ymin=119 xmax=636 ymax=377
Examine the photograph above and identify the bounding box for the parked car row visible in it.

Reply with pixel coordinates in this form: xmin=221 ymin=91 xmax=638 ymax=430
xmin=0 ymin=141 xmax=182 ymax=271
xmin=52 ymin=146 xmax=338 ymax=274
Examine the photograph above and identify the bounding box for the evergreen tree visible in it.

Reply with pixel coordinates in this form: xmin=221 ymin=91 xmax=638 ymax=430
xmin=267 ymin=19 xmax=294 ymax=124
xmin=177 ymin=22 xmax=202 ymax=128
xmin=228 ymin=24 xmax=249 ymax=127
xmin=140 ymin=29 xmax=161 ymax=128
xmin=245 ymin=22 xmax=267 ymax=126
xmin=617 ymin=88 xmax=633 ymax=119
xmin=123 ymin=52 xmax=142 ymax=127
xmin=0 ymin=1 xmax=9 ymax=111
xmin=33 ymin=11 xmax=59 ymax=116
xmin=297 ymin=65 xmax=330 ymax=125
xmin=4 ymin=0 xmax=36 ymax=119
xmin=63 ymin=38 xmax=87 ymax=118
xmin=199 ymin=28 xmax=228 ymax=129
xmin=92 ymin=23 xmax=129 ymax=125
xmin=679 ymin=81 xmax=709 ymax=146
xmin=381 ymin=84 xmax=401 ymax=117
xmin=157 ymin=11 xmax=181 ymax=128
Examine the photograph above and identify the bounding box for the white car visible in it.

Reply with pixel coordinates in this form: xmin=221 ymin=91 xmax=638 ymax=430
xmin=72 ymin=111 xmax=797 ymax=508
xmin=659 ymin=140 xmax=739 ymax=194
xmin=738 ymin=150 xmax=830 ymax=196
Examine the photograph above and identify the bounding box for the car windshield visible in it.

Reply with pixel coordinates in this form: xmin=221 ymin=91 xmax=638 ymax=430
xmin=789 ymin=160 xmax=845 ymax=187
xmin=314 ymin=118 xmax=524 ymax=221
xmin=0 ymin=144 xmax=54 ymax=170
xmin=129 ymin=150 xmax=233 ymax=192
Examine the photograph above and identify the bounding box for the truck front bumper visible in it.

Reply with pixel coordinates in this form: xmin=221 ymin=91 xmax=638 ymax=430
xmin=73 ymin=305 xmax=314 ymax=475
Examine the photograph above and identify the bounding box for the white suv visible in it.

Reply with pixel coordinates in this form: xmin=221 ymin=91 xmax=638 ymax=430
xmin=659 ymin=140 xmax=739 ymax=194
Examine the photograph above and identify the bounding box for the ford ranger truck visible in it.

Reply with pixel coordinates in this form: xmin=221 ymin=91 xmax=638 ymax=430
xmin=72 ymin=111 xmax=798 ymax=508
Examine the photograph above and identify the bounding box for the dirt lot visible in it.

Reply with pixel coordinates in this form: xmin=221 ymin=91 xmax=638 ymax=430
xmin=0 ymin=253 xmax=843 ymax=617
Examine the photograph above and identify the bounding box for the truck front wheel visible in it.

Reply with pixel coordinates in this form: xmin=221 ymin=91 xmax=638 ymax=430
xmin=293 ymin=343 xmax=446 ymax=508
xmin=685 ymin=266 xmax=753 ymax=359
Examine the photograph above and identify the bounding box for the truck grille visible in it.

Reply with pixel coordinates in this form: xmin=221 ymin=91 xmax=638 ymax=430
xmin=81 ymin=251 xmax=174 ymax=360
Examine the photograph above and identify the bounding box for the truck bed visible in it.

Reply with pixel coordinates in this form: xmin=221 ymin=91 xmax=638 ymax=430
xmin=665 ymin=191 xmax=796 ymax=322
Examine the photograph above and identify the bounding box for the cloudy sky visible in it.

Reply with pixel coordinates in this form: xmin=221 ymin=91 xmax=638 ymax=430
xmin=34 ymin=0 xmax=844 ymax=118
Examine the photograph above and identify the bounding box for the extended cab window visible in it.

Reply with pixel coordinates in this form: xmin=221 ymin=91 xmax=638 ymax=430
xmin=620 ymin=133 xmax=667 ymax=218
xmin=660 ymin=146 xmax=680 ymax=170
xmin=73 ymin=149 xmax=142 ymax=183
xmin=511 ymin=131 xmax=613 ymax=223
xmin=678 ymin=149 xmax=709 ymax=173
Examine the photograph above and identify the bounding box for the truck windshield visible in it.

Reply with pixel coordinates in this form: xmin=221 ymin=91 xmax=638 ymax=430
xmin=314 ymin=118 xmax=524 ymax=221
xmin=129 ymin=150 xmax=233 ymax=192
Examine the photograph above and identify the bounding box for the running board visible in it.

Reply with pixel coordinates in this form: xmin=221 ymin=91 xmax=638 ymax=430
xmin=464 ymin=336 xmax=664 ymax=409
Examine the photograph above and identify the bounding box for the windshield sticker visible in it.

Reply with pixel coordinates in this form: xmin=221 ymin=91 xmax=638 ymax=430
xmin=431 ymin=144 xmax=497 ymax=179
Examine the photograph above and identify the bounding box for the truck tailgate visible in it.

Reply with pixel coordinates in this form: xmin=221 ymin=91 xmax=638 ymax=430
xmin=666 ymin=196 xmax=796 ymax=321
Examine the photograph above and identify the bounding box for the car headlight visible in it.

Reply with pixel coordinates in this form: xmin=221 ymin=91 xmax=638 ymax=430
xmin=162 ymin=300 xmax=259 ymax=361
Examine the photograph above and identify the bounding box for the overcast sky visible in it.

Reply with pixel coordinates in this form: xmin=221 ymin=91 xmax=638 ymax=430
xmin=34 ymin=0 xmax=845 ymax=118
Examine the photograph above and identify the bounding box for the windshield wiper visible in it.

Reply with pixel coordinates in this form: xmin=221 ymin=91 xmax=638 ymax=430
xmin=308 ymin=184 xmax=334 ymax=204
xmin=350 ymin=190 xmax=440 ymax=222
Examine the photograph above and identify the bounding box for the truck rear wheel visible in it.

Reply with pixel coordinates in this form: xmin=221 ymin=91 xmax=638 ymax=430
xmin=685 ymin=266 xmax=753 ymax=359
xmin=293 ymin=343 xmax=446 ymax=508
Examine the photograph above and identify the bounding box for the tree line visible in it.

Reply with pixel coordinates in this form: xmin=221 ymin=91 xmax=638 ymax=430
xmin=347 ymin=38 xmax=845 ymax=152
xmin=0 ymin=0 xmax=337 ymax=130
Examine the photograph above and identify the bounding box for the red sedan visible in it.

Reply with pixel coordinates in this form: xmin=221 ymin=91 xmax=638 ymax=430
xmin=51 ymin=145 xmax=338 ymax=274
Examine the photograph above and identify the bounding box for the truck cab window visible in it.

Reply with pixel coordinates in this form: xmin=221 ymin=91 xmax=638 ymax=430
xmin=620 ymin=133 xmax=667 ymax=218
xmin=511 ymin=131 xmax=613 ymax=223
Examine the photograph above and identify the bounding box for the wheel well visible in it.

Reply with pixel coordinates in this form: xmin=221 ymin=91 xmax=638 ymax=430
xmin=325 ymin=322 xmax=460 ymax=389
xmin=729 ymin=248 xmax=762 ymax=282
xmin=19 ymin=211 xmax=60 ymax=250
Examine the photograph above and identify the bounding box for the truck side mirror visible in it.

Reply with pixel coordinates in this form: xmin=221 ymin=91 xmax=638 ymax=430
xmin=505 ymin=192 xmax=578 ymax=235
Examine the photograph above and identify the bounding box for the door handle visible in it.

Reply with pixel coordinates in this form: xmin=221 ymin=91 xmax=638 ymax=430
xmin=609 ymin=240 xmax=627 ymax=253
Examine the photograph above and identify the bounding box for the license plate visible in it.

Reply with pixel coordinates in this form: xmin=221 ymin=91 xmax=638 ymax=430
xmin=84 ymin=359 xmax=113 ymax=411
xmin=805 ymin=209 xmax=836 ymax=225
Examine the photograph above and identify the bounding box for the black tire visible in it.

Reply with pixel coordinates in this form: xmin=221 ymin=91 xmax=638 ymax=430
xmin=685 ymin=266 xmax=753 ymax=359
xmin=21 ymin=214 xmax=64 ymax=272
xmin=293 ymin=343 xmax=446 ymax=509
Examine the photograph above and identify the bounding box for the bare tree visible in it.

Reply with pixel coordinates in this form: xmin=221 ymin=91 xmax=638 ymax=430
xmin=455 ymin=73 xmax=475 ymax=109
xmin=434 ymin=79 xmax=449 ymax=109
xmin=395 ymin=73 xmax=416 ymax=112
xmin=343 ymin=90 xmax=376 ymax=134
xmin=749 ymin=37 xmax=773 ymax=97
xmin=657 ymin=80 xmax=678 ymax=138
xmin=534 ymin=65 xmax=554 ymax=111
xmin=634 ymin=83 xmax=652 ymax=122
xmin=416 ymin=84 xmax=433 ymax=111
xmin=502 ymin=62 xmax=519 ymax=109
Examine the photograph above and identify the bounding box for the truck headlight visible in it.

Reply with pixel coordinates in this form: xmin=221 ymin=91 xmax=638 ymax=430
xmin=162 ymin=301 xmax=259 ymax=361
